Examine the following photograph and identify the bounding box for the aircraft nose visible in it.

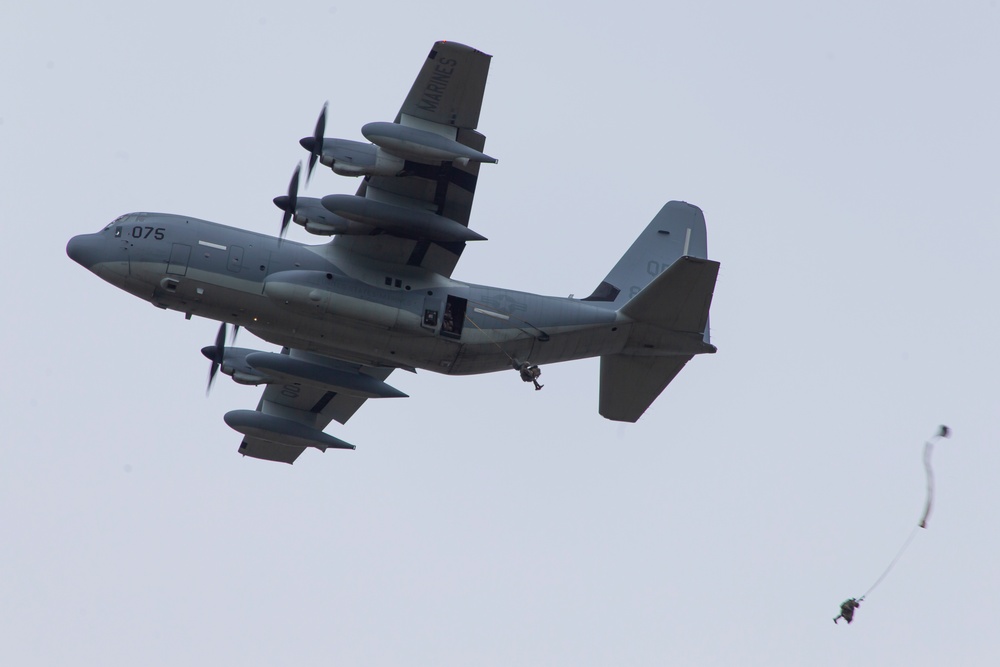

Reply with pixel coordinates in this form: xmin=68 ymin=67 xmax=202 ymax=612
xmin=66 ymin=234 xmax=102 ymax=269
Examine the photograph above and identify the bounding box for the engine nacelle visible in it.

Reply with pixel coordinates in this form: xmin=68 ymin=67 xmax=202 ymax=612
xmin=200 ymin=346 xmax=271 ymax=385
xmin=287 ymin=197 xmax=373 ymax=236
xmin=316 ymin=138 xmax=405 ymax=177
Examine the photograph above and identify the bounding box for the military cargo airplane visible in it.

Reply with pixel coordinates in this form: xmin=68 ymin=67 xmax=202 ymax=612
xmin=66 ymin=41 xmax=720 ymax=464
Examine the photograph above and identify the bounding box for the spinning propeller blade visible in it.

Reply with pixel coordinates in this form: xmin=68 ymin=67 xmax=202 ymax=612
xmin=305 ymin=102 xmax=327 ymax=183
xmin=272 ymin=163 xmax=302 ymax=242
xmin=203 ymin=322 xmax=228 ymax=395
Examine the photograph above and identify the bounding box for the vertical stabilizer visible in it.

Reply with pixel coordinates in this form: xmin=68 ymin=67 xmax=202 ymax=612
xmin=592 ymin=201 xmax=718 ymax=423
xmin=583 ymin=201 xmax=708 ymax=309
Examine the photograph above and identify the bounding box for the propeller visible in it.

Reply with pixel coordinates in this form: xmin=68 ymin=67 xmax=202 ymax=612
xmin=301 ymin=102 xmax=327 ymax=183
xmin=272 ymin=162 xmax=302 ymax=242
xmin=202 ymin=322 xmax=229 ymax=395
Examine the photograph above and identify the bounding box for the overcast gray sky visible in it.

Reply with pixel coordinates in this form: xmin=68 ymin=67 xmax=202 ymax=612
xmin=3 ymin=1 xmax=999 ymax=665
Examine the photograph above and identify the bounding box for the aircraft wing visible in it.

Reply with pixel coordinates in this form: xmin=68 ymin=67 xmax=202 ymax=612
xmin=234 ymin=348 xmax=397 ymax=464
xmin=332 ymin=41 xmax=493 ymax=277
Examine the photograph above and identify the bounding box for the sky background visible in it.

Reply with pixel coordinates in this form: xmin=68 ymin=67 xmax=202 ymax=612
xmin=3 ymin=1 xmax=999 ymax=664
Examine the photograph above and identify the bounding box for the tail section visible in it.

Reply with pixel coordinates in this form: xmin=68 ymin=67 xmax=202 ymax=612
xmin=593 ymin=202 xmax=720 ymax=422
xmin=599 ymin=355 xmax=692 ymax=423
xmin=583 ymin=201 xmax=708 ymax=309
xmin=619 ymin=255 xmax=719 ymax=340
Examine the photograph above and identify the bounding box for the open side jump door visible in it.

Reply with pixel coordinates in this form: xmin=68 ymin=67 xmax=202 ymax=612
xmin=440 ymin=295 xmax=467 ymax=339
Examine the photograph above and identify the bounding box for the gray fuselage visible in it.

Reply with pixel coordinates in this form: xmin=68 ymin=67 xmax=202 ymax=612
xmin=67 ymin=212 xmax=632 ymax=375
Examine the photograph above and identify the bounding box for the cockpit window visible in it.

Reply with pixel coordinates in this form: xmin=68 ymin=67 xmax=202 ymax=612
xmin=104 ymin=214 xmax=133 ymax=235
xmin=101 ymin=221 xmax=124 ymax=237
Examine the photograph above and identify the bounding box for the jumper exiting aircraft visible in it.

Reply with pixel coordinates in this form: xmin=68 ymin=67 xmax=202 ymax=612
xmin=66 ymin=41 xmax=720 ymax=464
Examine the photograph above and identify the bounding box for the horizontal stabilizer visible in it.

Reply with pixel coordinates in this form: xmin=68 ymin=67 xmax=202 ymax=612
xmin=620 ymin=256 xmax=720 ymax=335
xmin=599 ymin=354 xmax=692 ymax=422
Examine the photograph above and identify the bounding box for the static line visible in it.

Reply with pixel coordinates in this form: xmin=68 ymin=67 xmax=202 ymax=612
xmin=861 ymin=525 xmax=920 ymax=600
xmin=919 ymin=437 xmax=937 ymax=528
xmin=853 ymin=426 xmax=951 ymax=603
